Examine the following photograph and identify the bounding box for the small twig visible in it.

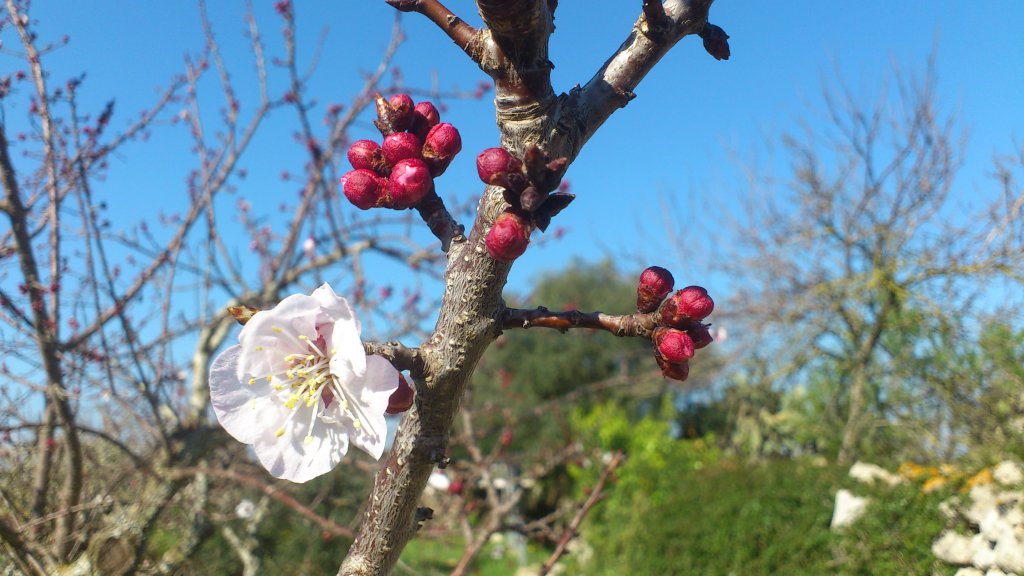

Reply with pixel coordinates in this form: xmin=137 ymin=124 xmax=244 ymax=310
xmin=539 ymin=451 xmax=624 ymax=575
xmin=501 ymin=306 xmax=659 ymax=338
xmin=385 ymin=0 xmax=478 ymax=54
xmin=415 ymin=190 xmax=465 ymax=252
xmin=363 ymin=341 xmax=424 ymax=374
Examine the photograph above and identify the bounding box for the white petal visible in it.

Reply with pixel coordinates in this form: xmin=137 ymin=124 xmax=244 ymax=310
xmin=237 ymin=293 xmax=321 ymax=380
xmin=346 ymin=355 xmax=399 ymax=460
xmin=210 ymin=346 xmax=287 ymax=445
xmin=252 ymin=403 xmax=349 ymax=483
xmin=328 ymin=314 xmax=367 ymax=380
xmin=311 ymin=283 xmax=359 ymax=330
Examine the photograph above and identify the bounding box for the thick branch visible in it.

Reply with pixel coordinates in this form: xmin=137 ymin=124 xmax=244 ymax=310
xmin=501 ymin=306 xmax=659 ymax=338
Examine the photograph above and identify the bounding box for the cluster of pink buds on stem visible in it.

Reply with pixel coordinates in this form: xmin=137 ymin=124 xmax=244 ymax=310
xmin=341 ymin=93 xmax=462 ymax=210
xmin=636 ymin=266 xmax=716 ymax=381
xmin=477 ymin=144 xmax=574 ymax=262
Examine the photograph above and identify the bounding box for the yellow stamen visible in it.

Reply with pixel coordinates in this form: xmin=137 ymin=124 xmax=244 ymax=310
xmin=247 ymin=378 xmax=256 ymax=385
xmin=275 ymin=427 xmax=285 ymax=437
xmin=304 ymin=435 xmax=314 ymax=445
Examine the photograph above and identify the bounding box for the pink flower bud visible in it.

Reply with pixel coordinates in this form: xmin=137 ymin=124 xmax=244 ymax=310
xmin=382 ymin=132 xmax=422 ymax=166
xmin=347 ymin=139 xmax=386 ymax=174
xmin=388 ymin=93 xmax=415 ymax=130
xmin=421 ymin=122 xmax=462 ymax=176
xmin=486 ymin=211 xmax=530 ymax=262
xmin=386 ymin=374 xmax=414 ymax=415
xmin=341 ymin=169 xmax=384 ymax=210
xmin=388 ymin=157 xmax=433 ymax=208
xmin=411 ymin=101 xmax=440 ymax=141
xmin=654 ymin=327 xmax=695 ymax=364
xmin=476 ymin=147 xmax=523 ymax=185
xmin=660 ymin=285 xmax=715 ymax=325
xmin=636 ymin=266 xmax=675 ymax=313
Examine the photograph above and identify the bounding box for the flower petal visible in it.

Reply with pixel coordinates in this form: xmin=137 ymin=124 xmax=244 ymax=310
xmin=346 ymin=355 xmax=400 ymax=460
xmin=311 ymin=283 xmax=360 ymax=333
xmin=237 ymin=292 xmax=321 ymax=381
xmin=210 ymin=346 xmax=287 ymax=445
xmin=252 ymin=404 xmax=350 ymax=483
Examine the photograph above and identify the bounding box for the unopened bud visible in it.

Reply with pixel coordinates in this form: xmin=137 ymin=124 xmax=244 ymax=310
xmin=701 ymin=23 xmax=731 ymax=61
xmin=422 ymin=122 xmax=462 ymax=176
xmin=341 ymin=169 xmax=384 ymax=210
xmin=655 ymin=355 xmax=690 ymax=382
xmin=347 ymin=139 xmax=386 ymax=174
xmin=689 ymin=323 xmax=714 ymax=349
xmin=386 ymin=374 xmax=414 ymax=415
xmin=636 ymin=266 xmax=674 ymax=313
xmin=388 ymin=158 xmax=433 ymax=208
xmin=660 ymin=285 xmax=715 ymax=325
xmin=485 ymin=211 xmax=530 ymax=262
xmin=388 ymin=93 xmax=415 ymax=130
xmin=382 ymin=132 xmax=422 ymax=166
xmin=476 ymin=147 xmax=523 ymax=186
xmin=653 ymin=327 xmax=695 ymax=363
xmin=411 ymin=101 xmax=440 ymax=141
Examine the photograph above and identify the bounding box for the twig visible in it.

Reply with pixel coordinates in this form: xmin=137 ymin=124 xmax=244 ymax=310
xmin=501 ymin=306 xmax=659 ymax=338
xmin=539 ymin=451 xmax=624 ymax=575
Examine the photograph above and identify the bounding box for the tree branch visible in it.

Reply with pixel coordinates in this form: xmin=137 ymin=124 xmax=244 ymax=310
xmin=385 ymin=0 xmax=477 ymax=54
xmin=501 ymin=306 xmax=659 ymax=338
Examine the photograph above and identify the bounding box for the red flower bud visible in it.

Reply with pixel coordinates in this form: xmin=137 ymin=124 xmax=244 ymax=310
xmin=655 ymin=355 xmax=690 ymax=382
xmin=341 ymin=169 xmax=384 ymax=210
xmin=654 ymin=327 xmax=695 ymax=363
xmin=448 ymin=478 xmax=464 ymax=495
xmin=636 ymin=266 xmax=675 ymax=313
xmin=485 ymin=211 xmax=530 ymax=262
xmin=660 ymin=285 xmax=715 ymax=325
xmin=388 ymin=157 xmax=433 ymax=208
xmin=386 ymin=374 xmax=414 ymax=415
xmin=476 ymin=147 xmax=523 ymax=186
xmin=388 ymin=93 xmax=415 ymax=130
xmin=421 ymin=122 xmax=462 ymax=176
xmin=382 ymin=132 xmax=422 ymax=166
xmin=411 ymin=101 xmax=440 ymax=141
xmin=701 ymin=24 xmax=731 ymax=61
xmin=347 ymin=139 xmax=386 ymax=174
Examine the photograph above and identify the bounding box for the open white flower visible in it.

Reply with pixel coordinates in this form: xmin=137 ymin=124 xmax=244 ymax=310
xmin=209 ymin=283 xmax=398 ymax=483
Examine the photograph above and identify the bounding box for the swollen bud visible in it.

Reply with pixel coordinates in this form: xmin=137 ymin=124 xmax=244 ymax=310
xmin=486 ymin=211 xmax=530 ymax=262
xmin=701 ymin=24 xmax=731 ymax=61
xmin=388 ymin=157 xmax=433 ymax=208
xmin=653 ymin=327 xmax=695 ymax=364
xmin=386 ymin=374 xmax=414 ymax=415
xmin=689 ymin=323 xmax=714 ymax=349
xmin=382 ymin=132 xmax=422 ymax=166
xmin=421 ymin=122 xmax=462 ymax=176
xmin=660 ymin=285 xmax=715 ymax=325
xmin=636 ymin=266 xmax=675 ymax=313
xmin=388 ymin=93 xmax=415 ymax=130
xmin=476 ymin=147 xmax=523 ymax=186
xmin=411 ymin=101 xmax=440 ymax=141
xmin=347 ymin=139 xmax=386 ymax=175
xmin=341 ymin=169 xmax=384 ymax=210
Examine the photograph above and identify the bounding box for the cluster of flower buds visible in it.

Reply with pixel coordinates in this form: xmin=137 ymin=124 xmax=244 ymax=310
xmin=636 ymin=266 xmax=715 ymax=381
xmin=477 ymin=144 xmax=574 ymax=262
xmin=342 ymin=93 xmax=462 ymax=210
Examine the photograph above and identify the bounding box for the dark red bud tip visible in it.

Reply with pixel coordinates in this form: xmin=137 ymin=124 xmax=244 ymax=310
xmin=422 ymin=123 xmax=462 ymax=176
xmin=382 ymin=132 xmax=422 ymax=166
xmin=341 ymin=169 xmax=384 ymax=210
xmin=388 ymin=93 xmax=415 ymax=130
xmin=654 ymin=328 xmax=695 ymax=363
xmin=476 ymin=147 xmax=523 ymax=185
xmin=448 ymin=478 xmax=464 ymax=495
xmin=656 ymin=356 xmax=690 ymax=382
xmin=388 ymin=158 xmax=433 ymax=208
xmin=486 ymin=211 xmax=530 ymax=262
xmin=636 ymin=266 xmax=675 ymax=313
xmin=689 ymin=323 xmax=714 ymax=349
xmin=701 ymin=23 xmax=730 ymax=61
xmin=386 ymin=374 xmax=414 ymax=415
xmin=411 ymin=101 xmax=441 ymax=140
xmin=347 ymin=140 xmax=385 ymax=174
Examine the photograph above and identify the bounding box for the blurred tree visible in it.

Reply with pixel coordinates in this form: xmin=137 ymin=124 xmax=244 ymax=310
xmin=721 ymin=60 xmax=1024 ymax=464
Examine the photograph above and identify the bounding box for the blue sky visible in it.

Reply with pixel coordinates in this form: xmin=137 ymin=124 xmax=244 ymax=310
xmin=8 ymin=0 xmax=1024 ymax=315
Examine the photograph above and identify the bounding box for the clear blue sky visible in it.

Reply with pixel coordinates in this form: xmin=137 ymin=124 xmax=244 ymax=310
xmin=10 ymin=1 xmax=1024 ymax=316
